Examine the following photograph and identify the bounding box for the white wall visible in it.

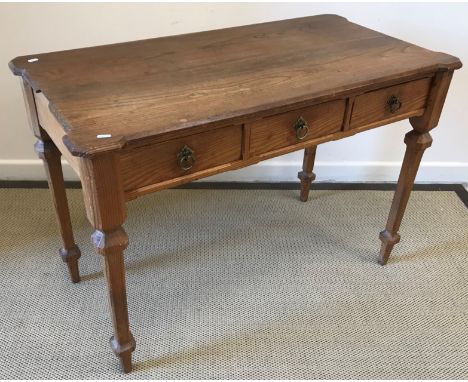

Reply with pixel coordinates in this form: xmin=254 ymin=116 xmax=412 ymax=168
xmin=1 ymin=3 xmax=467 ymax=183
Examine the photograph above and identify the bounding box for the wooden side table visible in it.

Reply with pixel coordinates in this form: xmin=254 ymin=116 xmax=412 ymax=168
xmin=9 ymin=15 xmax=461 ymax=373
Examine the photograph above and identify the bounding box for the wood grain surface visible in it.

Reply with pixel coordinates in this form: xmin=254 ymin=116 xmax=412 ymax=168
xmin=249 ymin=99 xmax=345 ymax=155
xmin=121 ymin=125 xmax=242 ymax=191
xmin=9 ymin=15 xmax=461 ymax=157
xmin=350 ymin=77 xmax=432 ymax=130
xmin=80 ymin=154 xmax=135 ymax=372
xmin=9 ymin=15 xmax=463 ymax=373
xmin=34 ymin=92 xmax=81 ymax=175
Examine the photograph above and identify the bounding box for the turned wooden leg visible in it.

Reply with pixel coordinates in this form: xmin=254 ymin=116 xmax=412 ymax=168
xmin=35 ymin=138 xmax=81 ymax=282
xmin=20 ymin=79 xmax=81 ymax=282
xmin=378 ymin=130 xmax=433 ymax=265
xmin=81 ymin=154 xmax=135 ymax=373
xmin=297 ymin=146 xmax=317 ymax=202
xmin=93 ymin=228 xmax=135 ymax=372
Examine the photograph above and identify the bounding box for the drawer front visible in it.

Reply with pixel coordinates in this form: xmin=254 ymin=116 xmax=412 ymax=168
xmin=249 ymin=99 xmax=346 ymax=156
xmin=350 ymin=78 xmax=432 ymax=129
xmin=121 ymin=125 xmax=242 ymax=191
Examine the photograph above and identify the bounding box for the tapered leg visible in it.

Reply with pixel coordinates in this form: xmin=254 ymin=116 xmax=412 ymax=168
xmin=35 ymin=139 xmax=81 ymax=282
xmin=21 ymin=79 xmax=81 ymax=283
xmin=378 ymin=130 xmax=433 ymax=265
xmin=93 ymin=228 xmax=135 ymax=372
xmin=297 ymin=146 xmax=317 ymax=202
xmin=81 ymin=154 xmax=135 ymax=373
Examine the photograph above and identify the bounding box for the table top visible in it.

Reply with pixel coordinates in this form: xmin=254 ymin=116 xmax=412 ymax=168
xmin=10 ymin=14 xmax=461 ymax=157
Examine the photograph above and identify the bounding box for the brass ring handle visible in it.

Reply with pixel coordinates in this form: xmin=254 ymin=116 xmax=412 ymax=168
xmin=387 ymin=95 xmax=402 ymax=113
xmin=294 ymin=116 xmax=309 ymax=140
xmin=177 ymin=145 xmax=195 ymax=171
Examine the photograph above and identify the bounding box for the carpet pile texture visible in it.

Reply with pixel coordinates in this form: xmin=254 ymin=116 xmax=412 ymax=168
xmin=0 ymin=188 xmax=467 ymax=379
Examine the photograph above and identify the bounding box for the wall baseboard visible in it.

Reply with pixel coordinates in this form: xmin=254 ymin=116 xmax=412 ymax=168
xmin=0 ymin=158 xmax=467 ymax=183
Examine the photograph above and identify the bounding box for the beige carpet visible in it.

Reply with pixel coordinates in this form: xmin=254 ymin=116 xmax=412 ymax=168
xmin=0 ymin=188 xmax=467 ymax=379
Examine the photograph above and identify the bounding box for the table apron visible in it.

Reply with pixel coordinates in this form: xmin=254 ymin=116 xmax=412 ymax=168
xmin=33 ymin=76 xmax=434 ymax=200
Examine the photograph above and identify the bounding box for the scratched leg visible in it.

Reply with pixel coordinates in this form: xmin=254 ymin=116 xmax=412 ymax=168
xmin=378 ymin=130 xmax=433 ymax=265
xmin=297 ymin=146 xmax=317 ymax=202
xmin=81 ymin=154 xmax=135 ymax=373
xmin=35 ymin=138 xmax=81 ymax=282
